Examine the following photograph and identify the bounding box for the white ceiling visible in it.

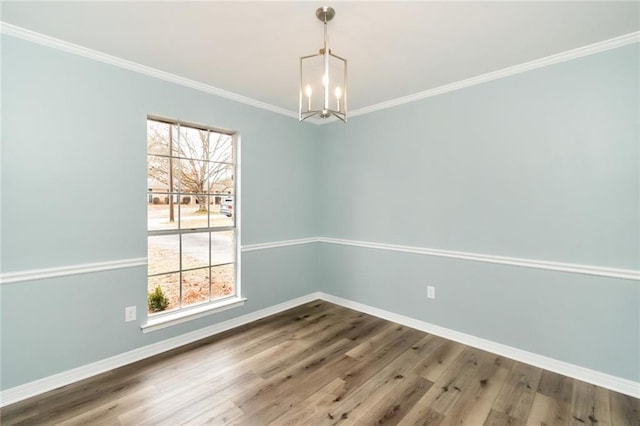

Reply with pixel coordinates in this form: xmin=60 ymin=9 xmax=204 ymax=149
xmin=2 ymin=1 xmax=639 ymax=116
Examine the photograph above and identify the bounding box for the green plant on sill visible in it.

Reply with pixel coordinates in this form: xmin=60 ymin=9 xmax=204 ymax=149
xmin=148 ymin=285 xmax=169 ymax=312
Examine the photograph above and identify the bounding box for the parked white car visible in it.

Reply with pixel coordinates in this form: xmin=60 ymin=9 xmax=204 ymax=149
xmin=220 ymin=198 xmax=233 ymax=217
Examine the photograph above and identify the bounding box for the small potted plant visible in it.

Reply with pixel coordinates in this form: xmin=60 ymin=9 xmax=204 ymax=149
xmin=148 ymin=285 xmax=169 ymax=312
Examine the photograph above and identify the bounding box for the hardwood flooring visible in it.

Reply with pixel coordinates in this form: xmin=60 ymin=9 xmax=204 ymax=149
xmin=1 ymin=301 xmax=638 ymax=425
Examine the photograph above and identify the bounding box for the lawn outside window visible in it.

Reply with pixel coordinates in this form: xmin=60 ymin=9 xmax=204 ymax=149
xmin=145 ymin=117 xmax=240 ymax=325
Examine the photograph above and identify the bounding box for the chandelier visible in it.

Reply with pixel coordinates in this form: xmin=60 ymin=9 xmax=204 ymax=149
xmin=299 ymin=6 xmax=348 ymax=122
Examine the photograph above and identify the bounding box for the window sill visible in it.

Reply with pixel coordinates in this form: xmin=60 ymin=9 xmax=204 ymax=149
xmin=141 ymin=296 xmax=247 ymax=333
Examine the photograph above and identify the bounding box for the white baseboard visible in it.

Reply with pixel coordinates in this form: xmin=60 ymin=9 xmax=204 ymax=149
xmin=0 ymin=292 xmax=322 ymax=408
xmin=317 ymin=292 xmax=640 ymax=399
xmin=2 ymin=290 xmax=637 ymax=407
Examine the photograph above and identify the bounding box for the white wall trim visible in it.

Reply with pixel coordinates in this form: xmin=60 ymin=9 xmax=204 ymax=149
xmin=348 ymin=31 xmax=640 ymax=118
xmin=241 ymin=237 xmax=320 ymax=252
xmin=2 ymin=236 xmax=636 ymax=286
xmin=0 ymin=258 xmax=147 ymax=285
xmin=317 ymin=292 xmax=640 ymax=399
xmin=0 ymin=22 xmax=297 ymax=120
xmin=2 ymin=290 xmax=637 ymax=406
xmin=319 ymin=237 xmax=640 ymax=281
xmin=141 ymin=297 xmax=247 ymax=333
xmin=0 ymin=292 xmax=322 ymax=407
xmin=2 ymin=22 xmax=637 ymax=124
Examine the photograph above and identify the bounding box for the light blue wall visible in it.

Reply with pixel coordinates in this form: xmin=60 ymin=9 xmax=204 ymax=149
xmin=318 ymin=44 xmax=640 ymax=381
xmin=319 ymin=244 xmax=639 ymax=381
xmin=1 ymin=33 xmax=638 ymax=391
xmin=0 ymin=35 xmax=319 ymax=389
xmin=1 ymin=37 xmax=319 ymax=273
xmin=320 ymin=45 xmax=639 ymax=269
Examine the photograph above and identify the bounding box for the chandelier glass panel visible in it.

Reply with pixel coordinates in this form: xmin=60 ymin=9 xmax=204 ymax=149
xmin=299 ymin=6 xmax=347 ymax=122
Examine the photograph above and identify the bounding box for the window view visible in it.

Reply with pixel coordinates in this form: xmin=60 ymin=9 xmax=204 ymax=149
xmin=147 ymin=117 xmax=237 ymax=314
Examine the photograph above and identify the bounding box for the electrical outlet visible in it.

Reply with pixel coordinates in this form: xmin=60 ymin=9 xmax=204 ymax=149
xmin=427 ymin=286 xmax=436 ymax=299
xmin=125 ymin=306 xmax=136 ymax=322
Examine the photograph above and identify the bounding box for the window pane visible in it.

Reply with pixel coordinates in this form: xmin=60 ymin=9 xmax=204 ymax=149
xmin=208 ymin=163 xmax=234 ymax=196
xmin=177 ymin=125 xmax=207 ymax=160
xmin=181 ymin=232 xmax=209 ymax=270
xmin=182 ymin=268 xmax=210 ymax=307
xmin=148 ymin=235 xmax=180 ymax=275
xmin=211 ymin=197 xmax=233 ymax=227
xmin=147 ymin=118 xmax=236 ymax=316
xmin=206 ymin=132 xmax=233 ymax=163
xmin=178 ymin=195 xmax=209 ymax=229
xmin=180 ymin=158 xmax=207 ymax=195
xmin=166 ymin=124 xmax=178 ymax=157
xmin=148 ymin=155 xmax=180 ymax=193
xmin=211 ymin=231 xmax=235 ymax=266
xmin=211 ymin=264 xmax=234 ymax=300
xmin=147 ymin=120 xmax=170 ymax=156
xmin=148 ymin=155 xmax=168 ymax=191
xmin=148 ymin=193 xmax=179 ymax=231
xmin=148 ymin=273 xmax=180 ymax=313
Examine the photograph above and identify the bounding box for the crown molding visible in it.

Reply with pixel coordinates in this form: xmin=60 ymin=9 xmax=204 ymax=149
xmin=1 ymin=22 xmax=638 ymax=123
xmin=0 ymin=22 xmax=297 ymax=120
xmin=348 ymin=31 xmax=640 ymax=119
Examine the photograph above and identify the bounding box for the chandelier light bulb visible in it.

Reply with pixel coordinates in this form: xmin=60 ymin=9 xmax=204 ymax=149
xmin=305 ymin=85 xmax=312 ymax=111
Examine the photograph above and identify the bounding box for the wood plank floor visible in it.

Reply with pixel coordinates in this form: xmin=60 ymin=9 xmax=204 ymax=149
xmin=1 ymin=301 xmax=638 ymax=425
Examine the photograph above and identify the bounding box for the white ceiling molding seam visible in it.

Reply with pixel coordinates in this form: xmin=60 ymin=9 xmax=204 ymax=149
xmin=346 ymin=31 xmax=640 ymax=120
xmin=2 ymin=22 xmax=638 ymax=125
xmin=0 ymin=22 xmax=297 ymax=120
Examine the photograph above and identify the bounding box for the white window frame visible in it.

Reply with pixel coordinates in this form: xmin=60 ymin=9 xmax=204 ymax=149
xmin=142 ymin=116 xmax=244 ymax=333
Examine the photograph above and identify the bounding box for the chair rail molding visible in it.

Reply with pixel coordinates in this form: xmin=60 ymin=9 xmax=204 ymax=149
xmin=318 ymin=237 xmax=639 ymax=281
xmin=3 ymin=237 xmax=637 ymax=285
xmin=0 ymin=258 xmax=148 ymax=285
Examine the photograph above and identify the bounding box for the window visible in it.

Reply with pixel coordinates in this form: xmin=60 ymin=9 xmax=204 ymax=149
xmin=146 ymin=117 xmax=237 ymax=315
